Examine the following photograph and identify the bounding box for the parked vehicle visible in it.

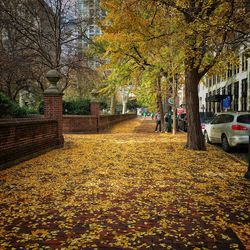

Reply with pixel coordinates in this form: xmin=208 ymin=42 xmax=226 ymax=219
xmin=178 ymin=112 xmax=214 ymax=132
xmin=178 ymin=113 xmax=187 ymax=131
xmin=200 ymin=112 xmax=215 ymax=132
xmin=203 ymin=112 xmax=250 ymax=152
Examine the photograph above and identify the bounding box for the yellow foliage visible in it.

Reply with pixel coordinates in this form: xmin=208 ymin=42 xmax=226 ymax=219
xmin=0 ymin=119 xmax=249 ymax=248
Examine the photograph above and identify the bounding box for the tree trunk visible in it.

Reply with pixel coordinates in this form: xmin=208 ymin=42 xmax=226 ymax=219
xmin=185 ymin=67 xmax=206 ymax=150
xmin=156 ymin=74 xmax=164 ymax=130
xmin=172 ymin=76 xmax=177 ymax=135
xmin=122 ymin=90 xmax=128 ymax=114
xmin=122 ymin=101 xmax=127 ymax=114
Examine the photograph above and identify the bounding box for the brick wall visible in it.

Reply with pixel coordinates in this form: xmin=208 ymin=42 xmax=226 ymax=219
xmin=63 ymin=115 xmax=98 ymax=133
xmin=0 ymin=114 xmax=136 ymax=167
xmin=0 ymin=118 xmax=60 ymax=168
xmin=63 ymin=114 xmax=137 ymax=133
xmin=99 ymin=114 xmax=137 ymax=131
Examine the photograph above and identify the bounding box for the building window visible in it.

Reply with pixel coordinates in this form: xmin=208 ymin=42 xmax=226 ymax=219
xmin=208 ymin=92 xmax=212 ymax=112
xmin=233 ymin=65 xmax=239 ymax=75
xmin=213 ymin=75 xmax=217 ymax=85
xmin=209 ymin=78 xmax=212 ymax=87
xmin=212 ymin=90 xmax=216 ymax=112
xmin=233 ymin=82 xmax=239 ymax=111
xmin=89 ymin=25 xmax=94 ymax=33
xmin=227 ymin=84 xmax=232 ymax=110
xmin=217 ymin=88 xmax=221 ymax=112
xmin=90 ymin=9 xmax=94 ymax=17
xmin=234 ymin=82 xmax=239 ymax=97
xmin=227 ymin=64 xmax=232 ymax=78
xmin=227 ymin=84 xmax=232 ymax=95
xmin=222 ymin=87 xmax=226 ymax=95
xmin=242 ymin=54 xmax=248 ymax=72
xmin=241 ymin=78 xmax=248 ymax=111
xmin=206 ymin=93 xmax=208 ymax=112
xmin=217 ymin=75 xmax=221 ymax=83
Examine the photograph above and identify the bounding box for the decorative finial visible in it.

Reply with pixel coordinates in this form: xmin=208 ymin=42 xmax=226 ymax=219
xmin=44 ymin=69 xmax=61 ymax=95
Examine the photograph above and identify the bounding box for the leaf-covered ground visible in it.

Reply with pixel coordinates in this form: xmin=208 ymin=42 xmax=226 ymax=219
xmin=0 ymin=118 xmax=249 ymax=249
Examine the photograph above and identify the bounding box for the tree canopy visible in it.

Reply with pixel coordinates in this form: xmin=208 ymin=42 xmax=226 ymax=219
xmin=98 ymin=0 xmax=249 ymax=150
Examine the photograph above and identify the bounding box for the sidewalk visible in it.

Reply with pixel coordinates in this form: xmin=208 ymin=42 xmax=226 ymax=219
xmin=0 ymin=118 xmax=249 ymax=249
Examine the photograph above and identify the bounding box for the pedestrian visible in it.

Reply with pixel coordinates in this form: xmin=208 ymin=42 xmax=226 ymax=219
xmin=167 ymin=108 xmax=173 ymax=133
xmin=164 ymin=112 xmax=168 ymax=133
xmin=151 ymin=112 xmax=155 ymax=120
xmin=154 ymin=111 xmax=161 ymax=132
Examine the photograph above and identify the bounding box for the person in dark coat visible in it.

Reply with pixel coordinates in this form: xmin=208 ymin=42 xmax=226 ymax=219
xmin=154 ymin=111 xmax=161 ymax=132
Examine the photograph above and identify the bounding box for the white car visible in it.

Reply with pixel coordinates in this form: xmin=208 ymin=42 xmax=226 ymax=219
xmin=203 ymin=112 xmax=250 ymax=152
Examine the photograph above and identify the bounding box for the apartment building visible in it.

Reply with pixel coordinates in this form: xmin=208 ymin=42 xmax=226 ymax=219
xmin=77 ymin=0 xmax=104 ymax=38
xmin=199 ymin=44 xmax=250 ymax=114
xmin=77 ymin=0 xmax=105 ymax=68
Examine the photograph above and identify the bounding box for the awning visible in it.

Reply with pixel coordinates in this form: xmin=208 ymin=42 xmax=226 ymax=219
xmin=205 ymin=95 xmax=232 ymax=102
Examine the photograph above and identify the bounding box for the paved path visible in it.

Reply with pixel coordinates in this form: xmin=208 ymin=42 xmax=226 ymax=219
xmin=0 ymin=118 xmax=249 ymax=249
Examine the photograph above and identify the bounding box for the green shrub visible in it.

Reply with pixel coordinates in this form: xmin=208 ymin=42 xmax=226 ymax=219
xmin=25 ymin=107 xmax=39 ymax=115
xmin=127 ymin=99 xmax=139 ymax=110
xmin=100 ymin=101 xmax=108 ymax=110
xmin=38 ymin=98 xmax=109 ymax=116
xmin=63 ymin=99 xmax=91 ymax=115
xmin=38 ymin=101 xmax=44 ymax=114
xmin=0 ymin=92 xmax=27 ymax=118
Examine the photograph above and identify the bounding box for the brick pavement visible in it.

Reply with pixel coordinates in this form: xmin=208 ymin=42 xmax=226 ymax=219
xmin=0 ymin=118 xmax=249 ymax=249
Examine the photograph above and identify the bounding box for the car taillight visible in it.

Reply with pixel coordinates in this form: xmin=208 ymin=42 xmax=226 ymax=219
xmin=231 ymin=124 xmax=248 ymax=130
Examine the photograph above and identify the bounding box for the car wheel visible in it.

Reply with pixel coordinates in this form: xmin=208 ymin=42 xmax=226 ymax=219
xmin=204 ymin=131 xmax=210 ymax=144
xmin=221 ymin=135 xmax=231 ymax=152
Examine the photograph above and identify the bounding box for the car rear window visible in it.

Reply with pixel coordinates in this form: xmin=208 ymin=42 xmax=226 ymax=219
xmin=200 ymin=112 xmax=215 ymax=123
xmin=237 ymin=115 xmax=250 ymax=124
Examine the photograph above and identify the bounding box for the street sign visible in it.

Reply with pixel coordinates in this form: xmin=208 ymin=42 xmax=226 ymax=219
xmin=223 ymin=96 xmax=231 ymax=109
xmin=168 ymin=98 xmax=173 ymax=105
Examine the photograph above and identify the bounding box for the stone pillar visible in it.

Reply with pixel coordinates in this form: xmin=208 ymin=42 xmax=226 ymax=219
xmin=90 ymin=89 xmax=100 ymax=116
xmin=44 ymin=70 xmax=64 ymax=145
xmin=90 ymin=102 xmax=99 ymax=116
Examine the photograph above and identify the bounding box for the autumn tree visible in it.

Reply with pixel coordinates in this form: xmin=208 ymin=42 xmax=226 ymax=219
xmin=100 ymin=0 xmax=249 ymax=150
xmin=98 ymin=0 xmax=184 ymax=126
xmin=152 ymin=0 xmax=250 ymax=149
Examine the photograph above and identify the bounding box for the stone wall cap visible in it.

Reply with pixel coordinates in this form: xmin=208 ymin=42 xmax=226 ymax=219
xmin=44 ymin=91 xmax=64 ymax=96
xmin=63 ymin=115 xmax=96 ymax=118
